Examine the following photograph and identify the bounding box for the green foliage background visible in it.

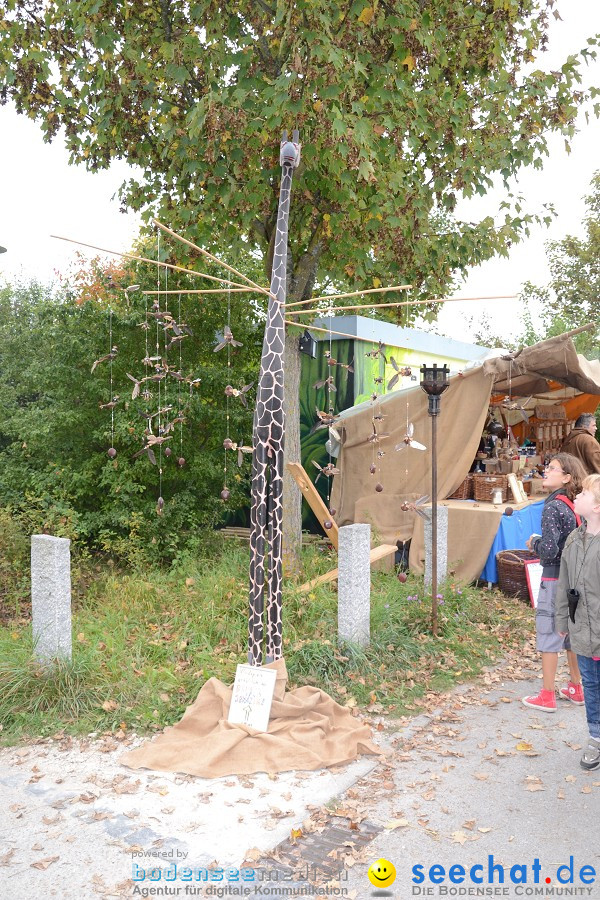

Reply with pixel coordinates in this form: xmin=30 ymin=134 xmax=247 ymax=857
xmin=0 ymin=274 xmax=263 ymax=564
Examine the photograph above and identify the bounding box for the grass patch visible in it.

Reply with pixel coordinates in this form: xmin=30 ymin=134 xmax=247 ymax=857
xmin=0 ymin=540 xmax=533 ymax=744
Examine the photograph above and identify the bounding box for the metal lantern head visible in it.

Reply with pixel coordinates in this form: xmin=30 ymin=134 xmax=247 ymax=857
xmin=298 ymin=329 xmax=318 ymax=359
xmin=420 ymin=363 xmax=450 ymax=416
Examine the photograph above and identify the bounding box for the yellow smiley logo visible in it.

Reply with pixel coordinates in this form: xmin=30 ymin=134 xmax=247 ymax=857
xmin=368 ymin=857 xmax=396 ymax=888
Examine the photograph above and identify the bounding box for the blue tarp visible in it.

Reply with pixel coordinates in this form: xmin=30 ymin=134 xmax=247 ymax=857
xmin=481 ymin=500 xmax=545 ymax=583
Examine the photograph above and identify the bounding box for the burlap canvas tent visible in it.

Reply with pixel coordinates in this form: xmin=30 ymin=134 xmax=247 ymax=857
xmin=329 ymin=331 xmax=600 ymax=582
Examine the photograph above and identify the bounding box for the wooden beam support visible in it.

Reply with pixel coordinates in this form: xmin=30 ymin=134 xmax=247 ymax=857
xmin=286 ymin=462 xmax=339 ymax=549
xmin=296 ymin=543 xmax=398 ymax=594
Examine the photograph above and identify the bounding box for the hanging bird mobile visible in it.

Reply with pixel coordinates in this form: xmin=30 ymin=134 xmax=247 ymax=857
xmin=400 ymin=494 xmax=430 ymax=519
xmin=365 ymin=341 xmax=387 ymax=364
xmin=99 ymin=396 xmax=120 ymax=410
xmin=214 ymin=325 xmax=243 ymax=353
xmin=312 ymin=460 xmax=340 ymax=484
xmin=367 ymin=423 xmax=389 ymax=444
xmin=309 ymin=408 xmax=339 ymax=434
xmin=313 ymin=375 xmax=337 ymax=392
xmin=224 ymin=383 xmax=253 ymax=407
xmin=91 ymin=347 xmax=118 ymax=373
xmin=395 ymin=422 xmax=427 ymax=452
xmin=387 ymin=357 xmax=412 ymax=391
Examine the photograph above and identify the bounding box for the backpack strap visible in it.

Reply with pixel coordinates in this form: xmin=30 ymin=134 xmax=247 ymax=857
xmin=555 ymin=494 xmax=582 ymax=527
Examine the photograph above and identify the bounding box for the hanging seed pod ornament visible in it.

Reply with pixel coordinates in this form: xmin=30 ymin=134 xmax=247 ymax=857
xmin=177 ymin=457 xmax=185 ymax=468
xmin=223 ymin=438 xmax=235 ymax=450
xmin=107 ymin=447 xmax=117 ymax=459
xmin=220 ymin=487 xmax=230 ymax=501
xmin=375 ymin=482 xmax=383 ymax=493
xmin=369 ymin=463 xmax=376 ymax=475
xmin=329 ymin=507 xmax=337 ymax=517
xmin=397 ymin=572 xmax=408 ymax=583
xmin=156 ymin=496 xmax=164 ymax=515
xmin=164 ymin=447 xmax=172 ymax=458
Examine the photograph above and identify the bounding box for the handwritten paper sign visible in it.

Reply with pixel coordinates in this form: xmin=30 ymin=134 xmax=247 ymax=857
xmin=228 ymin=664 xmax=277 ymax=732
xmin=524 ymin=559 xmax=543 ymax=609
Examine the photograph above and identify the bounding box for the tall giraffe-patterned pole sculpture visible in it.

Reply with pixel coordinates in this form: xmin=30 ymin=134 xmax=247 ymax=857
xmin=248 ymin=130 xmax=301 ymax=666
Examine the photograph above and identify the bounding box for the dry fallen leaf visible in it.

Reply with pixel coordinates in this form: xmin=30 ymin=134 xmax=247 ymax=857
xmin=581 ymin=785 xmax=592 ymax=794
xmin=0 ymin=849 xmax=15 ymax=866
xmin=384 ymin=818 xmax=409 ymax=830
xmin=478 ymin=827 xmax=492 ymax=833
xmin=565 ymin=775 xmax=577 ymax=783
xmin=31 ymin=856 xmax=59 ymax=871
xmin=516 ymin=741 xmax=534 ymax=752
xmin=101 ymin=699 xmax=118 ymax=712
xmin=557 ymin=789 xmax=566 ymax=800
xmin=462 ymin=820 xmax=476 ymax=831
xmin=451 ymin=831 xmax=469 ymax=845
xmin=473 ymin=773 xmax=490 ymax=781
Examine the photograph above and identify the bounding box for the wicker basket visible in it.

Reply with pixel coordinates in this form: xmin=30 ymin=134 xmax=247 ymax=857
xmin=448 ymin=474 xmax=473 ymax=500
xmin=496 ymin=549 xmax=538 ymax=602
xmin=473 ymin=473 xmax=509 ymax=502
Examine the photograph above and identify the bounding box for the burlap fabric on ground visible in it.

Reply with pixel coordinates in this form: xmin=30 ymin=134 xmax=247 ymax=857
xmin=121 ymin=659 xmax=381 ymax=777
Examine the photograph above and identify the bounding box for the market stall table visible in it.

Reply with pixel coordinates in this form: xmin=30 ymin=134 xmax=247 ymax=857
xmin=408 ymin=496 xmax=546 ymax=584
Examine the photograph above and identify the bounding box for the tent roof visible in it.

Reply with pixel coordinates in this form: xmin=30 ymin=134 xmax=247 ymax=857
xmin=483 ymin=332 xmax=600 ymax=398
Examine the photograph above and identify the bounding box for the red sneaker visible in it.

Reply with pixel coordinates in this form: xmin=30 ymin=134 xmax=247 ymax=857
xmin=559 ymin=682 xmax=585 ymax=705
xmin=522 ymin=689 xmax=556 ymax=712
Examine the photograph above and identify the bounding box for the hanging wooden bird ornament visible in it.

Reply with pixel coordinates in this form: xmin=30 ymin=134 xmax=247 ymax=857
xmin=387 ymin=357 xmax=412 ymax=391
xmin=214 ymin=325 xmax=243 ymax=353
xmin=224 ymin=383 xmax=253 ymax=407
xmin=395 ymin=422 xmax=427 ymax=452
xmin=91 ymin=347 xmax=118 ymax=373
xmin=400 ymin=495 xmax=430 ymax=519
xmin=312 ymin=461 xmax=340 ymax=484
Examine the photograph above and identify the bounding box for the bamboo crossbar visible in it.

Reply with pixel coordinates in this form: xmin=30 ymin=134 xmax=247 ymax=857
xmin=50 ymin=234 xmax=253 ymax=290
xmin=142 ymin=288 xmax=256 ymax=295
xmin=153 ymin=218 xmax=271 ymax=297
xmin=286 ymin=284 xmax=412 ymax=308
xmin=286 ymin=293 xmax=518 ymax=316
xmin=284 ymin=319 xmax=401 ymax=345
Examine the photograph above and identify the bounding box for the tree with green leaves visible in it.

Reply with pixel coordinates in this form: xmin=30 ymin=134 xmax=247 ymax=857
xmin=2 ymin=0 xmax=596 ymax=561
xmin=0 ymin=271 xmax=263 ymax=563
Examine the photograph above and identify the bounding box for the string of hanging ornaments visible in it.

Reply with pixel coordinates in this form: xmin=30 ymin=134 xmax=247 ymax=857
xmin=58 ymin=222 xmax=514 ymax=523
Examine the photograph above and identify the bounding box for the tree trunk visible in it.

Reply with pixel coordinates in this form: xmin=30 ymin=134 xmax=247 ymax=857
xmin=282 ymin=330 xmax=303 ymax=576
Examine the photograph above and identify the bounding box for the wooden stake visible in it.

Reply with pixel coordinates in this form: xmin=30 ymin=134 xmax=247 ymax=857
xmin=153 ymin=218 xmax=271 ymax=297
xmin=286 ymin=284 xmax=412 ymax=309
xmin=50 ymin=234 xmax=253 ymax=291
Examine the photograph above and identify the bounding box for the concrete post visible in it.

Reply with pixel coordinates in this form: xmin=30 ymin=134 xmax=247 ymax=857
xmin=424 ymin=505 xmax=449 ymax=587
xmin=31 ymin=535 xmax=72 ymax=665
xmin=338 ymin=524 xmax=371 ymax=647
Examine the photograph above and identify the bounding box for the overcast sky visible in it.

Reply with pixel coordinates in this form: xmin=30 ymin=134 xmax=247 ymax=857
xmin=1 ymin=1 xmax=598 ymax=344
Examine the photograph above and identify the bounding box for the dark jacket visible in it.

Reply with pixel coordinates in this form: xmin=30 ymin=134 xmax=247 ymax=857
xmin=560 ymin=428 xmax=600 ymax=475
xmin=556 ymin=525 xmax=600 ymax=658
xmin=530 ymin=490 xmax=578 ymax=577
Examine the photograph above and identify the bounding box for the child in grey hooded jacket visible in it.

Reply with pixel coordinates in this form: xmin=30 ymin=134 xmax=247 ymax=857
xmin=556 ymin=473 xmax=600 ymax=771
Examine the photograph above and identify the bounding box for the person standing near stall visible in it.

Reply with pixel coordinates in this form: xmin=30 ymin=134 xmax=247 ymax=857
xmin=522 ymin=452 xmax=587 ymax=713
xmin=560 ymin=412 xmax=600 ymax=475
xmin=556 ymin=474 xmax=600 ymax=770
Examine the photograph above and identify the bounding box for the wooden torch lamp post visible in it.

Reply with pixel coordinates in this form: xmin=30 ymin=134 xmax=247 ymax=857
xmin=420 ymin=363 xmax=450 ymax=636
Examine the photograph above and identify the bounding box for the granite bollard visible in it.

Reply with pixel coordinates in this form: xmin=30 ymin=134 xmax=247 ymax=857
xmin=338 ymin=523 xmax=371 ymax=647
xmin=424 ymin=505 xmax=449 ymax=586
xmin=31 ymin=535 xmax=72 ymax=665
